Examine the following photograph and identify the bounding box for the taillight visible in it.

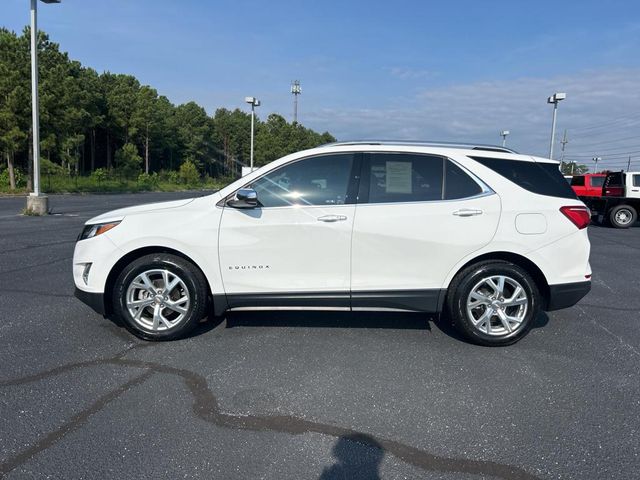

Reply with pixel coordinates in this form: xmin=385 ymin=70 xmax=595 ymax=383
xmin=560 ymin=206 xmax=591 ymax=229
xmin=603 ymin=186 xmax=624 ymax=197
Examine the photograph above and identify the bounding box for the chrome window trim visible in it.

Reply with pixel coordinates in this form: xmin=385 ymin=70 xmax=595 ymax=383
xmin=221 ymin=150 xmax=495 ymax=210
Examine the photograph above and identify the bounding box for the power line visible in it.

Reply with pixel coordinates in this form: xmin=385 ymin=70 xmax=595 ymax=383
xmin=563 ymin=150 xmax=640 ymax=159
xmin=565 ymin=145 xmax=640 ymax=155
xmin=568 ymin=111 xmax=640 ymax=133
xmin=567 ymin=134 xmax=640 ymax=149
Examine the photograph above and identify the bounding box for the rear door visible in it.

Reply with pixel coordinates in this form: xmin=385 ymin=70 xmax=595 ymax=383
xmin=350 ymin=152 xmax=501 ymax=311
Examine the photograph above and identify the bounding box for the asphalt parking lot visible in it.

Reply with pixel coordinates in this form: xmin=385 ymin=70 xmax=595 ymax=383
xmin=0 ymin=192 xmax=638 ymax=480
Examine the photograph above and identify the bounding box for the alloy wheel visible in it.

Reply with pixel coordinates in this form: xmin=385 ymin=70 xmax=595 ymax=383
xmin=466 ymin=275 xmax=528 ymax=336
xmin=125 ymin=269 xmax=190 ymax=331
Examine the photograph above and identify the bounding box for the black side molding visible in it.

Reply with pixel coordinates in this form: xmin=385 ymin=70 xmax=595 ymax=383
xmin=226 ymin=291 xmax=350 ymax=309
xmin=74 ymin=287 xmax=106 ymax=316
xmin=224 ymin=289 xmax=445 ymax=313
xmin=546 ymin=281 xmax=591 ymax=311
xmin=351 ymin=289 xmax=444 ymax=312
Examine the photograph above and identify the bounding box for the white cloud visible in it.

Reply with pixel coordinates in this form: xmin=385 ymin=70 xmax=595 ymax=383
xmin=303 ymin=69 xmax=640 ymax=170
xmin=388 ymin=67 xmax=436 ymax=80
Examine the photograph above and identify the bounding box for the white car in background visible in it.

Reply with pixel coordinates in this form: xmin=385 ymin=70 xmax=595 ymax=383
xmin=73 ymin=141 xmax=592 ymax=346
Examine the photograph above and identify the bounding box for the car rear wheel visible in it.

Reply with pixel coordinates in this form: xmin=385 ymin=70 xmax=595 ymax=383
xmin=113 ymin=253 xmax=208 ymax=340
xmin=446 ymin=260 xmax=540 ymax=346
xmin=608 ymin=205 xmax=637 ymax=229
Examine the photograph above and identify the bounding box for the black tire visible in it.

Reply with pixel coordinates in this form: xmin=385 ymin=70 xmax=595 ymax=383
xmin=112 ymin=253 xmax=209 ymax=341
xmin=608 ymin=204 xmax=637 ymax=229
xmin=446 ymin=260 xmax=541 ymax=347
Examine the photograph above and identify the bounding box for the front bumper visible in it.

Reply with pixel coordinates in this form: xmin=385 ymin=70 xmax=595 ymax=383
xmin=546 ymin=281 xmax=591 ymax=311
xmin=75 ymin=287 xmax=106 ymax=316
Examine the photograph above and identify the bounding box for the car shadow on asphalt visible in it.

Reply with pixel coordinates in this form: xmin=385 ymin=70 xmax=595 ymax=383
xmin=224 ymin=310 xmax=431 ymax=330
xmin=103 ymin=309 xmax=549 ymax=344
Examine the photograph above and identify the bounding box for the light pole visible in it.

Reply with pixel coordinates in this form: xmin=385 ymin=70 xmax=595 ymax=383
xmin=592 ymin=157 xmax=601 ymax=173
xmin=290 ymin=80 xmax=301 ymax=123
xmin=27 ymin=0 xmax=60 ymax=215
xmin=244 ymin=96 xmax=260 ymax=171
xmin=547 ymin=92 xmax=566 ymax=160
xmin=500 ymin=130 xmax=510 ymax=147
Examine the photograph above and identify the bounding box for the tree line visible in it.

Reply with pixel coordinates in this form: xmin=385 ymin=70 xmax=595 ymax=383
xmin=0 ymin=27 xmax=336 ymax=190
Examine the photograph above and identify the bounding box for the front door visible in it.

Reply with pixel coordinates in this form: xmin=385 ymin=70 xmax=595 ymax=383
xmin=219 ymin=153 xmax=359 ymax=308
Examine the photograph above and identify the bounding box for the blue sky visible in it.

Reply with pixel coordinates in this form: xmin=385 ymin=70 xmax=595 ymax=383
xmin=2 ymin=0 xmax=640 ymax=167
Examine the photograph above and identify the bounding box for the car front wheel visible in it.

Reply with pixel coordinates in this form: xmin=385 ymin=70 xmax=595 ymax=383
xmin=113 ymin=253 xmax=208 ymax=340
xmin=446 ymin=260 xmax=540 ymax=346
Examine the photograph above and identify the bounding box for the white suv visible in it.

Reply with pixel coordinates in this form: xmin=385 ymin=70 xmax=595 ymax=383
xmin=73 ymin=142 xmax=592 ymax=346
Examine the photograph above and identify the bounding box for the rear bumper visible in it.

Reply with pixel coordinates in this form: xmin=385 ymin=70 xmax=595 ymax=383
xmin=546 ymin=281 xmax=591 ymax=311
xmin=74 ymin=287 xmax=106 ymax=316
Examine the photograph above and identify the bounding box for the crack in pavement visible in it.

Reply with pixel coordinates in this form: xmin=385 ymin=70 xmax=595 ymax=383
xmin=0 ymin=353 xmax=542 ymax=480
xmin=0 ymin=370 xmax=154 ymax=477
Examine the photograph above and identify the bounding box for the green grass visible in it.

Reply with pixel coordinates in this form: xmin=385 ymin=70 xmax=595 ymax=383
xmin=0 ymin=174 xmax=230 ymax=195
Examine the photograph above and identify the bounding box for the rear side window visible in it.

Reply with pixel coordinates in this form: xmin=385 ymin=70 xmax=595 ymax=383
xmin=604 ymin=172 xmax=625 ymax=187
xmin=362 ymin=154 xmax=485 ymax=203
xmin=633 ymin=174 xmax=640 ymax=187
xmin=590 ymin=176 xmax=605 ymax=187
xmin=470 ymin=156 xmax=577 ymax=199
xmin=366 ymin=153 xmax=443 ymax=203
xmin=571 ymin=176 xmax=585 ymax=186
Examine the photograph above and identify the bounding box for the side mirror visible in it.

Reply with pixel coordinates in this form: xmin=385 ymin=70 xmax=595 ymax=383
xmin=228 ymin=188 xmax=258 ymax=208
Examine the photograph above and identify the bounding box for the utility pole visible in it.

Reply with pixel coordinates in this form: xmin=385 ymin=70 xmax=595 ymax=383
xmin=627 ymin=156 xmax=632 ymax=172
xmin=291 ymin=80 xmax=301 ymax=123
xmin=559 ymin=130 xmax=568 ymax=172
xmin=592 ymin=156 xmax=601 ymax=173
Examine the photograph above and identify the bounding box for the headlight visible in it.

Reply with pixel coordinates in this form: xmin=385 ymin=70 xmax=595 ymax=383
xmin=78 ymin=221 xmax=120 ymax=241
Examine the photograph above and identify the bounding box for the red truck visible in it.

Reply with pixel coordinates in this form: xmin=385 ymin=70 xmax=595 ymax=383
xmin=580 ymin=171 xmax=640 ymax=228
xmin=570 ymin=174 xmax=606 ymax=197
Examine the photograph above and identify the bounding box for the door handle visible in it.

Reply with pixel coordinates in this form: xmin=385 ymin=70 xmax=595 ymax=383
xmin=452 ymin=209 xmax=483 ymax=217
xmin=317 ymin=214 xmax=347 ymax=222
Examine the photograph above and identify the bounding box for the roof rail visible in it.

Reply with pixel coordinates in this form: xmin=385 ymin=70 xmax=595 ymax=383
xmin=322 ymin=140 xmax=518 ymax=154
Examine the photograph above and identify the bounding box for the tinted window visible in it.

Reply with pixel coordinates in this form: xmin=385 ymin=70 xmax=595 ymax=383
xmin=366 ymin=153 xmax=443 ymax=203
xmin=470 ymin=157 xmax=577 ymax=199
xmin=633 ymin=174 xmax=640 ymax=187
xmin=251 ymin=154 xmax=354 ymax=207
xmin=604 ymin=172 xmax=624 ymax=187
xmin=590 ymin=176 xmax=605 ymax=187
xmin=571 ymin=176 xmax=585 ymax=186
xmin=444 ymin=160 xmax=483 ymax=199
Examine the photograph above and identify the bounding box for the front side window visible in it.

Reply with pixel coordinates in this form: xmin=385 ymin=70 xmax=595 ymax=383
xmin=366 ymin=153 xmax=443 ymax=203
xmin=250 ymin=153 xmax=354 ymax=208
